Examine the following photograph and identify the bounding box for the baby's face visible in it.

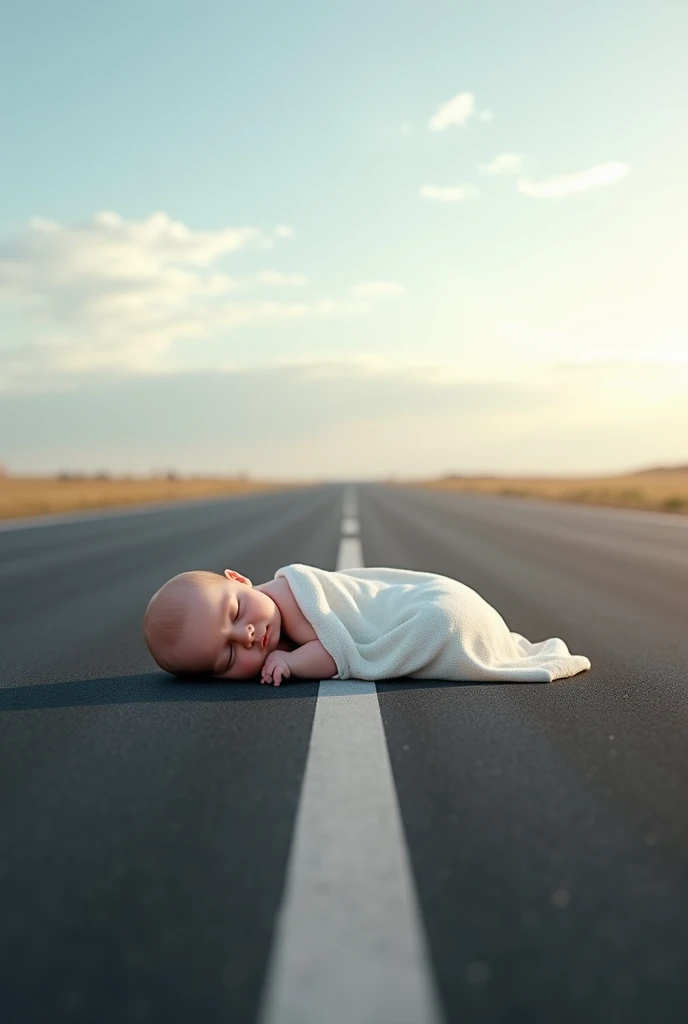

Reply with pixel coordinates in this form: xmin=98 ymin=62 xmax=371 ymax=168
xmin=174 ymin=576 xmax=282 ymax=679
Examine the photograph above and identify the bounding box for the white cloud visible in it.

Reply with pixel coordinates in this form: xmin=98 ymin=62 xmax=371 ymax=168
xmin=419 ymin=184 xmax=481 ymax=203
xmin=428 ymin=92 xmax=492 ymax=131
xmin=0 ymin=209 xmax=261 ymax=307
xmin=274 ymin=223 xmax=295 ymax=239
xmin=400 ymin=122 xmax=412 ymax=136
xmin=350 ymin=281 xmax=404 ymax=296
xmin=243 ymin=350 xmax=460 ymax=381
xmin=517 ymin=162 xmax=631 ymax=198
xmin=478 ymin=152 xmax=526 ymax=175
xmin=0 ymin=210 xmax=361 ymax=387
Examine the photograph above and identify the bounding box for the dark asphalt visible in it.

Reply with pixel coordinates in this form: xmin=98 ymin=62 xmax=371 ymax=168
xmin=1 ymin=482 xmax=687 ymax=1023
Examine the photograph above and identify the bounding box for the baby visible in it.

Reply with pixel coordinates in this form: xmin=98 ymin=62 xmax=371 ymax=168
xmin=145 ymin=562 xmax=592 ymax=687
xmin=143 ymin=568 xmax=337 ymax=686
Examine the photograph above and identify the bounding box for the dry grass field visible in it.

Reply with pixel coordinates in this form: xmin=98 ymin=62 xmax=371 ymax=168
xmin=2 ymin=467 xmax=687 ymax=522
xmin=397 ymin=467 xmax=688 ymax=516
xmin=0 ymin=475 xmax=311 ymax=521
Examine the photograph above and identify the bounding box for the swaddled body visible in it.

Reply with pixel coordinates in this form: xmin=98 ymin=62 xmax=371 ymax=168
xmin=275 ymin=563 xmax=591 ymax=683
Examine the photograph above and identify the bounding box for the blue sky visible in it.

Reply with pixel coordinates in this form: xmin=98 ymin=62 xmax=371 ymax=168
xmin=1 ymin=0 xmax=686 ymax=479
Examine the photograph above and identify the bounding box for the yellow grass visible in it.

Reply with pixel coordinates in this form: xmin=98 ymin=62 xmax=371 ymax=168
xmin=395 ymin=469 xmax=688 ymax=515
xmin=0 ymin=475 xmax=312 ymax=521
xmin=3 ymin=468 xmax=687 ymax=522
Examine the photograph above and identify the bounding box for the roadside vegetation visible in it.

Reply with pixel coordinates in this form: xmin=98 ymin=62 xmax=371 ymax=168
xmin=2 ymin=466 xmax=687 ymax=522
xmin=398 ymin=467 xmax=688 ymax=516
xmin=0 ymin=474 xmax=310 ymax=521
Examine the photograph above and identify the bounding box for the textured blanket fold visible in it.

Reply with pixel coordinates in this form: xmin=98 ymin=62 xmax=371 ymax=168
xmin=274 ymin=563 xmax=591 ymax=683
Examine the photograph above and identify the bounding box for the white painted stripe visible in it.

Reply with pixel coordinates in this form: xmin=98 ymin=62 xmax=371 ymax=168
xmin=336 ymin=535 xmax=365 ymax=569
xmin=257 ymin=489 xmax=443 ymax=1024
xmin=340 ymin=515 xmax=360 ymax=535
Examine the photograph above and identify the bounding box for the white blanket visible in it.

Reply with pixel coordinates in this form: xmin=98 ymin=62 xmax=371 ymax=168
xmin=274 ymin=563 xmax=591 ymax=683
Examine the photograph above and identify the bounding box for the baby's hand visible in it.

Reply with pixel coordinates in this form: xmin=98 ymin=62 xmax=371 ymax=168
xmin=261 ymin=651 xmax=291 ymax=687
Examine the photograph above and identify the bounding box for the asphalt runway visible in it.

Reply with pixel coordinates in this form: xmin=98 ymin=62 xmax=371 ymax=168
xmin=1 ymin=482 xmax=687 ymax=1023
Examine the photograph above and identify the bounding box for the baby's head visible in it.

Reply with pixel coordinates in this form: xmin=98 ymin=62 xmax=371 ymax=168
xmin=143 ymin=568 xmax=281 ymax=679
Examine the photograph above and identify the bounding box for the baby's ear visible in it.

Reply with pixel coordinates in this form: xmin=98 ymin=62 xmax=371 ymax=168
xmin=224 ymin=568 xmax=253 ymax=587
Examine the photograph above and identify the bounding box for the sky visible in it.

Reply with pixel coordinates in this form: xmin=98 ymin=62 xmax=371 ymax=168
xmin=0 ymin=0 xmax=687 ymax=480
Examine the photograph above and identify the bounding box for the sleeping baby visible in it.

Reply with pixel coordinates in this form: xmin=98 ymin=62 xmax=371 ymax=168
xmin=143 ymin=562 xmax=592 ymax=686
xmin=144 ymin=566 xmax=337 ymax=686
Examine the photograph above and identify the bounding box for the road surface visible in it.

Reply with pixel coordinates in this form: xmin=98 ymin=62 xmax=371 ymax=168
xmin=1 ymin=482 xmax=687 ymax=1023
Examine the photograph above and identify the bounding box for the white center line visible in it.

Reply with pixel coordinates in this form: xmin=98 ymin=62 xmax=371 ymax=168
xmin=258 ymin=488 xmax=444 ymax=1024
xmin=340 ymin=515 xmax=360 ymax=536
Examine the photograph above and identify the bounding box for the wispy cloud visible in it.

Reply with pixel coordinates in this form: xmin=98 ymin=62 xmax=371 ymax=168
xmin=350 ymin=281 xmax=404 ymax=296
xmin=0 ymin=211 xmax=360 ymax=387
xmin=273 ymin=223 xmax=295 ymax=239
xmin=478 ymin=152 xmax=526 ymax=175
xmin=400 ymin=122 xmax=412 ymax=136
xmin=517 ymin=162 xmax=631 ymax=198
xmin=428 ymin=91 xmax=493 ymax=131
xmin=419 ymin=184 xmax=481 ymax=203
